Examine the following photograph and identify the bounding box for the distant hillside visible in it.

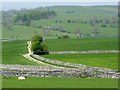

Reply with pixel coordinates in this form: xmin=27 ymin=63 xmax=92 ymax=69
xmin=2 ymin=6 xmax=118 ymax=40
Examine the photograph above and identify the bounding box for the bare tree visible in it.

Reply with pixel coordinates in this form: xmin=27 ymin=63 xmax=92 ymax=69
xmin=3 ymin=17 xmax=14 ymax=30
xmin=75 ymin=28 xmax=82 ymax=38
xmin=92 ymin=27 xmax=99 ymax=36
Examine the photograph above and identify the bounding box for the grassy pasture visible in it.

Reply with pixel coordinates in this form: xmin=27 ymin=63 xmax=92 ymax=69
xmin=2 ymin=40 xmax=41 ymax=65
xmin=2 ymin=25 xmax=43 ymax=40
xmin=46 ymin=38 xmax=118 ymax=51
xmin=51 ymin=6 xmax=117 ymax=17
xmin=32 ymin=19 xmax=118 ymax=37
xmin=2 ymin=76 xmax=118 ymax=88
xmin=2 ymin=25 xmax=74 ymax=40
xmin=43 ymin=53 xmax=118 ymax=70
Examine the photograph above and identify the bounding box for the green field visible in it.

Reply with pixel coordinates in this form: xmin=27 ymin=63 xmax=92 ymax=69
xmin=43 ymin=53 xmax=118 ymax=70
xmin=2 ymin=76 xmax=118 ymax=88
xmin=2 ymin=40 xmax=40 ymax=65
xmin=2 ymin=38 xmax=118 ymax=68
xmin=46 ymin=38 xmax=118 ymax=51
xmin=2 ymin=25 xmax=43 ymax=40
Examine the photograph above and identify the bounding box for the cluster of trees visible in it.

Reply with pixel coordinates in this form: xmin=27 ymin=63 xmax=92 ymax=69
xmin=75 ymin=28 xmax=82 ymax=38
xmin=90 ymin=17 xmax=117 ymax=27
xmin=3 ymin=17 xmax=14 ymax=30
xmin=55 ymin=20 xmax=62 ymax=23
xmin=57 ymin=26 xmax=66 ymax=32
xmin=2 ymin=8 xmax=57 ymax=29
xmin=92 ymin=27 xmax=100 ymax=36
xmin=67 ymin=20 xmax=87 ymax=24
xmin=57 ymin=35 xmax=69 ymax=39
xmin=55 ymin=20 xmax=86 ymax=24
xmin=44 ymin=25 xmax=66 ymax=33
xmin=15 ymin=8 xmax=56 ymax=26
xmin=31 ymin=35 xmax=49 ymax=55
xmin=55 ymin=17 xmax=117 ymax=28
xmin=67 ymin=11 xmax=74 ymax=14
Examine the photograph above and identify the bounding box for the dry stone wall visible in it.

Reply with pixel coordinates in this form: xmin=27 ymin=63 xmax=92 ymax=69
xmin=0 ymin=64 xmax=119 ymax=78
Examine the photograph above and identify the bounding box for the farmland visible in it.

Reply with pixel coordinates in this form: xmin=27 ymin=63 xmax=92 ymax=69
xmin=46 ymin=38 xmax=118 ymax=51
xmin=2 ymin=40 xmax=41 ymax=65
xmin=43 ymin=53 xmax=118 ymax=70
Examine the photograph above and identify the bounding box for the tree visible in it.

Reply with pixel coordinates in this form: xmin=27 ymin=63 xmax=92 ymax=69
xmin=31 ymin=35 xmax=49 ymax=55
xmin=14 ymin=8 xmax=56 ymax=26
xmin=101 ymin=24 xmax=107 ymax=27
xmin=57 ymin=35 xmax=69 ymax=39
xmin=104 ymin=18 xmax=110 ymax=24
xmin=31 ymin=41 xmax=45 ymax=55
xmin=41 ymin=43 xmax=49 ymax=54
xmin=24 ymin=19 xmax=31 ymax=26
xmin=3 ymin=17 xmax=13 ymax=30
xmin=58 ymin=26 xmax=66 ymax=32
xmin=16 ymin=36 xmax=18 ymax=39
xmin=31 ymin=35 xmax=43 ymax=43
xmin=90 ymin=18 xmax=98 ymax=27
xmin=67 ymin=20 xmax=71 ymax=23
xmin=34 ymin=31 xmax=37 ymax=34
xmin=72 ymin=20 xmax=76 ymax=23
xmin=31 ymin=41 xmax=42 ymax=51
xmin=90 ymin=19 xmax=96 ymax=27
xmin=59 ymin=20 xmax=62 ymax=23
xmin=55 ymin=20 xmax=58 ymax=23
xmin=2 ymin=11 xmax=14 ymax=30
xmin=75 ymin=28 xmax=82 ymax=38
xmin=92 ymin=27 xmax=100 ymax=36
xmin=15 ymin=20 xmax=24 ymax=25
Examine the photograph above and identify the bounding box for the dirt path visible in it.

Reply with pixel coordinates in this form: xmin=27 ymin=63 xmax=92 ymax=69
xmin=23 ymin=41 xmax=62 ymax=67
